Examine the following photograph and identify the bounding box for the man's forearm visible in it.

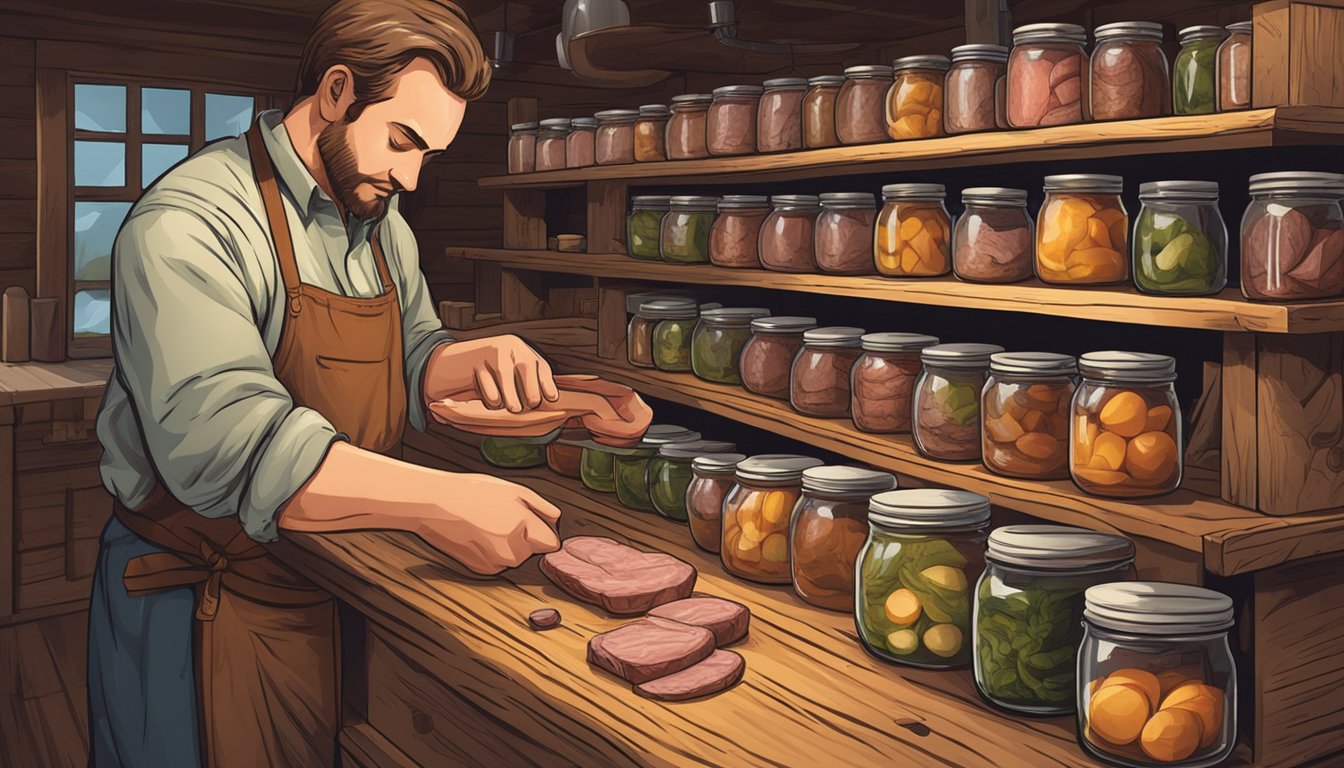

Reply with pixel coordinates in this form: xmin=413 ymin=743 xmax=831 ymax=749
xmin=277 ymin=441 xmax=440 ymax=533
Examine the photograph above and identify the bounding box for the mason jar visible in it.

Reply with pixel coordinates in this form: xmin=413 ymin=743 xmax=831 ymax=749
xmin=507 ymin=121 xmax=537 ymax=174
xmin=760 ymin=195 xmax=822 ymax=273
xmin=534 ymin=117 xmax=570 ymax=171
xmin=875 ymin=183 xmax=951 ymax=277
xmin=836 ymin=64 xmax=894 ymax=145
xmin=790 ymin=326 xmax=866 ymax=418
xmin=982 ymin=352 xmax=1078 ymax=480
xmin=945 ymin=44 xmax=1008 ymax=135
xmin=580 ymin=441 xmax=638 ymax=494
xmin=1007 ymin=23 xmax=1089 ymax=127
xmin=627 ymin=297 xmax=694 ymax=369
xmin=912 ymin=343 xmax=1003 ymax=461
xmin=594 ymin=109 xmax=638 ymax=165
xmin=953 ymin=187 xmax=1034 ymax=283
xmin=1174 ymin=26 xmax=1225 ymax=115
xmin=667 ymin=94 xmax=712 ymax=160
xmin=691 ymin=307 xmax=771 ymax=385
xmin=650 ymin=300 xmax=700 ymax=372
xmin=1036 ymin=174 xmax=1128 ymax=285
xmin=660 ymin=195 xmax=717 ymax=264
xmin=1090 ymin=22 xmax=1169 ymax=121
xmin=1217 ymin=22 xmax=1252 ymax=112
xmin=708 ymin=85 xmax=763 ymax=156
xmin=1240 ymin=171 xmax=1344 ymax=301
xmin=1133 ymin=181 xmax=1228 ymax=296
xmin=565 ymin=116 xmax=596 ymax=168
xmin=626 ymin=195 xmax=670 ymax=261
xmin=851 ymin=332 xmax=940 ymax=434
xmin=721 ymin=454 xmax=824 ymax=584
xmin=1071 ymin=351 xmax=1183 ymax=498
xmin=815 ymin=192 xmax=878 ymax=275
xmin=613 ymin=425 xmax=701 ymax=512
xmin=803 ymin=75 xmax=844 ymax=148
xmin=545 ymin=425 xmax=589 ymax=478
xmin=758 ymin=77 xmax=808 ymax=153
xmin=479 ymin=428 xmax=558 ymax=469
xmin=741 ymin=316 xmax=817 ymax=400
xmin=887 ymin=55 xmax=950 ymax=140
xmin=647 ymin=439 xmax=736 ymax=522
xmin=687 ymin=452 xmax=746 ymax=554
xmin=634 ymin=104 xmax=670 ymax=162
xmin=790 ymin=466 xmax=897 ymax=611
xmin=710 ymin=195 xmax=770 ymax=268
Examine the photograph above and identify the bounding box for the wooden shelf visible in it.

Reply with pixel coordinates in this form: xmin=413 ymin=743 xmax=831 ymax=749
xmin=449 ymin=247 xmax=1344 ymax=334
xmin=478 ymin=107 xmax=1344 ymax=189
xmin=0 ymin=359 xmax=113 ymax=406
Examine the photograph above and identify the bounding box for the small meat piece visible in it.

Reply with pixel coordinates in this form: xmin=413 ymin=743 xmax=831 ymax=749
xmin=647 ymin=597 xmax=750 ymax=646
xmin=541 ymin=536 xmax=697 ymax=615
xmin=588 ymin=618 xmax=715 ymax=684
xmin=528 ymin=608 xmax=561 ymax=630
xmin=634 ymin=650 xmax=746 ymax=702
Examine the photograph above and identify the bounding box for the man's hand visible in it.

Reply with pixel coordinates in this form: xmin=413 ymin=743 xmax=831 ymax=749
xmin=424 ymin=335 xmax=561 ymax=414
xmin=412 ymin=472 xmax=562 ymax=575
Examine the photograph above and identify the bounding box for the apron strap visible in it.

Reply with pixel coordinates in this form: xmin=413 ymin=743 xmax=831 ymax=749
xmin=369 ymin=229 xmax=396 ymax=292
xmin=245 ymin=122 xmax=303 ymax=305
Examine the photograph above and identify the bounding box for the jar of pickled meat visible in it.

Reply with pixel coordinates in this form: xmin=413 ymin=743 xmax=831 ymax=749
xmin=1071 ymin=352 xmax=1182 ymax=498
xmin=741 ymin=316 xmax=817 ymax=400
xmin=479 ymin=428 xmax=558 ymax=469
xmin=628 ymin=297 xmax=694 ymax=369
xmin=887 ymin=55 xmax=950 ymax=140
xmin=803 ymin=75 xmax=844 ymax=148
xmin=760 ymin=195 xmax=821 ymax=273
xmin=875 ymin=183 xmax=951 ymax=277
xmin=667 ymin=94 xmax=712 ymax=160
xmin=1091 ymin=22 xmax=1169 ymax=121
xmin=851 ymin=332 xmax=939 ymax=434
xmin=634 ymin=104 xmax=669 ymax=162
xmin=953 ymin=187 xmax=1034 ymax=283
xmin=1079 ymin=583 xmax=1237 ymax=768
xmin=758 ymin=77 xmax=807 ymax=153
xmin=709 ymin=195 xmax=769 ymax=268
xmin=661 ymin=196 xmax=716 ymax=264
xmin=1007 ymin=23 xmax=1089 ymax=128
xmin=1134 ymin=181 xmax=1228 ymax=296
xmin=534 ymin=118 xmax=570 ymax=171
xmin=651 ymin=301 xmax=700 ymax=372
xmin=913 ymin=343 xmax=1004 ymax=461
xmin=545 ymin=425 xmax=588 ymax=478
xmin=790 ymin=326 xmax=865 ymax=418
xmin=721 ymin=454 xmax=823 ymax=583
xmin=613 ymin=425 xmax=702 ymax=512
xmin=815 ymin=192 xmax=878 ymax=275
xmin=1174 ymin=26 xmax=1225 ymax=115
xmin=594 ymin=109 xmax=638 ymax=165
xmin=982 ymin=352 xmax=1078 ymax=480
xmin=648 ymin=439 xmax=737 ymax=522
xmin=1217 ymin=22 xmax=1252 ymax=112
xmin=856 ymin=489 xmax=990 ymax=669
xmin=708 ymin=85 xmax=763 ymax=156
xmin=691 ymin=307 xmax=770 ymax=385
xmin=566 ymin=117 xmax=596 ymax=168
xmin=507 ymin=121 xmax=537 ymax=174
xmin=686 ymin=452 xmax=746 ymax=553
xmin=837 ymin=65 xmax=894 ymax=145
xmin=791 ymin=466 xmax=897 ymax=611
xmin=626 ymin=195 xmax=670 ymax=261
xmin=1240 ymin=171 xmax=1344 ymax=301
xmin=1036 ymin=174 xmax=1128 ymax=285
xmin=946 ymin=44 xmax=1008 ymax=135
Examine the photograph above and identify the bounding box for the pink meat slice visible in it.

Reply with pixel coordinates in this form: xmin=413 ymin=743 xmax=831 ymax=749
xmin=634 ymin=650 xmax=746 ymax=702
xmin=587 ymin=617 xmax=716 ymax=684
xmin=647 ymin=597 xmax=750 ymax=646
xmin=541 ymin=536 xmax=697 ymax=615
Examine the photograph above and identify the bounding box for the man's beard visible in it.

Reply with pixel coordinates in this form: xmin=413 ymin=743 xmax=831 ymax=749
xmin=316 ymin=118 xmax=387 ymax=220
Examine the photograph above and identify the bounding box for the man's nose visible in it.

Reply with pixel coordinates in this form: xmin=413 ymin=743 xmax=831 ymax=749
xmin=390 ymin=163 xmax=418 ymax=193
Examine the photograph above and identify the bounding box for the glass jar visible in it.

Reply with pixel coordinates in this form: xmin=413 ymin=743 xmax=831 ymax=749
xmin=982 ymin=352 xmax=1078 ymax=480
xmin=813 ymin=192 xmax=878 ymax=275
xmin=507 ymin=121 xmax=537 ymax=174
xmin=803 ymin=75 xmax=843 ymax=148
xmin=741 ymin=316 xmax=818 ymax=400
xmin=1079 ymin=583 xmax=1237 ymax=768
xmin=660 ymin=196 xmax=716 ymax=264
xmin=667 ymin=94 xmax=711 ymax=160
xmin=856 ymin=489 xmax=990 ymax=669
xmin=648 ymin=439 xmax=737 ymax=521
xmin=953 ymin=187 xmax=1034 ymax=283
xmin=1091 ymin=22 xmax=1170 ymax=121
xmin=479 ymin=428 xmax=558 ymax=469
xmin=973 ymin=525 xmax=1136 ymax=715
xmin=691 ymin=307 xmax=770 ymax=385
xmin=791 ymin=466 xmax=897 ymax=611
xmin=790 ymin=326 xmax=865 ymax=418
xmin=546 ymin=426 xmax=588 ymax=478
xmin=651 ymin=301 xmax=700 ymax=372
xmin=709 ymin=195 xmax=769 ymax=268
xmin=837 ymin=65 xmax=894 ymax=145
xmin=946 ymin=44 xmax=1008 ymax=135
xmin=613 ymin=425 xmax=702 ymax=512
xmin=628 ymin=297 xmax=695 ymax=368
xmin=581 ymin=442 xmax=639 ymax=493
xmin=626 ymin=195 xmax=670 ymax=261
xmin=887 ymin=55 xmax=950 ymax=140
xmin=1174 ymin=26 xmax=1225 ymax=116
xmin=534 ymin=118 xmax=570 ymax=171
xmin=1007 ymin=23 xmax=1089 ymax=128
xmin=594 ymin=109 xmax=638 ymax=165
xmin=1037 ymin=174 xmax=1129 ymax=285
xmin=760 ymin=195 xmax=821 ymax=273
xmin=1133 ymin=181 xmax=1228 ymax=296
xmin=1071 ymin=352 xmax=1183 ymax=498
xmin=634 ymin=104 xmax=669 ymax=162
xmin=758 ymin=77 xmax=807 ymax=153
xmin=687 ymin=453 xmax=746 ymax=553
xmin=721 ymin=454 xmax=823 ymax=583
xmin=708 ymin=85 xmax=763 ymax=156
xmin=565 ymin=117 xmax=596 ymax=168
xmin=913 ymin=343 xmax=1004 ymax=462
xmin=875 ymin=183 xmax=951 ymax=277
xmin=1240 ymin=171 xmax=1344 ymax=301
xmin=851 ymin=332 xmax=939 ymax=434
xmin=1217 ymin=22 xmax=1252 ymax=112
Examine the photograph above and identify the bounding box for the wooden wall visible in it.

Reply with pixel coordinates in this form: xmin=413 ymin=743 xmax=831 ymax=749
xmin=0 ymin=35 xmax=36 ymax=298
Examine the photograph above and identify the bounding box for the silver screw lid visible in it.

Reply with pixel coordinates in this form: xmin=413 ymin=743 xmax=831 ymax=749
xmin=920 ymin=342 xmax=1004 ymax=369
xmin=950 ymin=44 xmax=1009 ymax=63
xmin=819 ymin=192 xmax=876 ymax=209
xmin=1226 ymin=21 xmax=1254 ymax=35
xmin=802 ymin=326 xmax=865 ymax=347
xmin=1179 ymin=25 xmax=1228 ymax=43
xmin=750 ymin=316 xmax=818 ymax=334
xmin=691 ymin=452 xmax=748 ymax=474
xmin=539 ymin=117 xmax=573 ymax=130
xmin=868 ymin=489 xmax=992 ymax=529
xmin=770 ymin=194 xmax=822 ymax=209
xmin=762 ymin=77 xmax=809 ymax=90
xmin=658 ymin=439 xmax=737 ymax=459
xmin=669 ymin=195 xmax=719 ymax=208
xmin=699 ymin=307 xmax=771 ymax=327
xmin=570 ymin=117 xmax=598 ymax=129
xmin=630 ymin=195 xmax=672 ymax=208
xmin=626 ymin=291 xmax=691 ymax=314
xmin=1139 ymin=180 xmax=1220 ymax=201
xmin=717 ymin=194 xmax=769 ymax=209
xmin=860 ymin=332 xmax=940 ymax=352
xmin=881 ymin=183 xmax=946 ymax=200
xmin=671 ymin=93 xmax=714 ymax=105
xmin=1094 ymin=21 xmax=1165 ymax=41
xmin=735 ymin=454 xmax=825 ymax=483
xmin=510 ymin=121 xmax=539 ymax=131
xmin=961 ymin=187 xmax=1029 ymax=206
xmin=843 ymin=64 xmax=895 ymax=79
xmin=1013 ymin=22 xmax=1087 ymax=45
xmin=1078 ymin=351 xmax=1177 ymax=383
xmin=638 ymin=424 xmax=702 ymax=448
xmin=638 ymin=104 xmax=670 ymax=117
xmin=637 ymin=298 xmax=699 ymax=320
xmin=1248 ymin=171 xmax=1344 ymax=196
xmin=893 ymin=54 xmax=951 ymax=73
xmin=801 ymin=466 xmax=898 ymax=495
xmin=713 ymin=85 xmax=765 ymax=97
xmin=807 ymin=75 xmax=845 ymax=87
xmin=594 ymin=108 xmax=639 ymax=122
xmin=987 ymin=524 xmax=1135 ymax=570
xmin=1044 ymin=174 xmax=1124 ymax=194
xmin=1085 ymin=582 xmax=1235 ymax=635
xmin=989 ymin=352 xmax=1078 ymax=376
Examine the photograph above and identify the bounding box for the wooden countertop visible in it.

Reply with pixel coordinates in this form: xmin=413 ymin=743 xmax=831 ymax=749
xmin=0 ymin=359 xmax=112 ymax=406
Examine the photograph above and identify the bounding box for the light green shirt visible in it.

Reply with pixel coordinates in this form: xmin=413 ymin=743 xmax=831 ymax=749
xmin=96 ymin=110 xmax=454 ymax=542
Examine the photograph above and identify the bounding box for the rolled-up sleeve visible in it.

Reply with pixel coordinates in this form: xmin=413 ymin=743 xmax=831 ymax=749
xmin=381 ymin=210 xmax=454 ymax=433
xmin=112 ymin=206 xmax=346 ymax=541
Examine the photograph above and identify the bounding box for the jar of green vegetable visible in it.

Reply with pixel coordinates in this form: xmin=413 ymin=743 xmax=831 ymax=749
xmin=691 ymin=307 xmax=770 ymax=385
xmin=912 ymin=343 xmax=1004 ymax=462
xmin=647 ymin=300 xmax=700 ymax=372
xmin=1173 ymin=26 xmax=1225 ymax=115
xmin=1133 ymin=181 xmax=1227 ymax=296
xmin=855 ymin=489 xmax=991 ymax=670
xmin=613 ymin=425 xmax=702 ymax=512
xmin=973 ymin=524 xmax=1135 ymax=716
xmin=661 ymin=196 xmax=717 ymax=264
xmin=627 ymin=196 xmax=670 ymax=260
xmin=478 ymin=427 xmax=561 ymax=469
xmin=648 ymin=439 xmax=737 ymax=521
xmin=580 ymin=442 xmax=642 ymax=494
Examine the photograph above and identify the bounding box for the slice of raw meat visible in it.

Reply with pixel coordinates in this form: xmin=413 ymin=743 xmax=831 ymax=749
xmin=647 ymin=597 xmax=750 ymax=646
xmin=541 ymin=536 xmax=696 ymax=615
xmin=633 ymin=650 xmax=746 ymax=702
xmin=587 ymin=617 xmax=715 ymax=684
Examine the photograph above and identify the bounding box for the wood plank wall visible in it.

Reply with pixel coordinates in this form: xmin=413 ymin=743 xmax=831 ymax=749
xmin=0 ymin=36 xmax=37 ymax=298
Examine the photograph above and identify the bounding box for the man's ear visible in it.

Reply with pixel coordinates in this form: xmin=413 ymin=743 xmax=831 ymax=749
xmin=317 ymin=64 xmax=355 ymax=123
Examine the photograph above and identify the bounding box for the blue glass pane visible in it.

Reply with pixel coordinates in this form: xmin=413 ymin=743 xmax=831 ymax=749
xmin=74 ymin=202 xmax=131 ymax=281
xmin=142 ymin=143 xmax=189 ymax=187
xmin=75 ymin=84 xmax=126 ymax=133
xmin=74 ymin=289 xmax=111 ymax=337
xmin=205 ymin=93 xmax=253 ymax=140
xmin=74 ymin=141 xmax=125 ymax=187
xmin=141 ymin=87 xmax=190 ymax=135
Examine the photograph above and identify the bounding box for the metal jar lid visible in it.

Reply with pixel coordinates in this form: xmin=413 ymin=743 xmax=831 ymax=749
xmin=950 ymin=43 xmax=1009 ymax=63
xmin=638 ymin=424 xmax=702 ymax=448
xmin=763 ymin=77 xmax=809 ymax=90
xmin=570 ymin=117 xmax=598 ymax=129
xmin=1043 ymin=174 xmax=1124 ymax=194
xmin=1085 ymin=582 xmax=1235 ymax=636
xmin=861 ymin=332 xmax=939 ymax=352
xmin=750 ymin=316 xmax=818 ymax=334
xmin=627 ymin=290 xmax=691 ymax=314
xmin=1248 ymin=171 xmax=1344 ymax=196
xmin=819 ymin=192 xmax=876 ymax=209
xmin=987 ymin=525 xmax=1135 ymax=570
xmin=691 ymin=452 xmax=748 ymax=475
xmin=1179 ymin=25 xmax=1227 ymax=44
xmin=669 ymin=195 xmax=719 ymax=209
xmin=920 ymin=342 xmax=1004 ymax=369
xmin=510 ymin=121 xmax=539 ymax=132
xmin=881 ymin=183 xmax=946 ymax=201
xmin=638 ymin=104 xmax=670 ymax=118
xmin=961 ymin=187 xmax=1029 ymax=206
xmin=630 ymin=195 xmax=672 ymax=209
xmin=658 ymin=439 xmax=737 ymax=459
xmin=713 ymin=84 xmax=765 ymax=98
xmin=868 ymin=489 xmax=991 ymax=529
xmin=539 ymin=117 xmax=572 ymax=130
xmin=770 ymin=194 xmax=821 ymax=210
xmin=802 ymin=326 xmax=865 ymax=348
xmin=717 ymin=194 xmax=770 ymax=209
xmin=637 ymin=298 xmax=699 ymax=320
xmin=594 ymin=108 xmax=639 ymax=122
xmin=893 ymin=54 xmax=951 ymax=73
xmin=1226 ymin=21 xmax=1254 ymax=35
xmin=1013 ymin=22 xmax=1087 ymax=45
xmin=671 ymin=93 xmax=714 ymax=105
xmin=735 ymin=454 xmax=825 ymax=483
xmin=989 ymin=351 xmax=1077 ymax=376
xmin=1094 ymin=21 xmax=1165 ymax=42
xmin=1078 ymin=351 xmax=1177 ymax=383
xmin=802 ymin=466 xmax=898 ymax=495
xmin=699 ymin=307 xmax=771 ymax=327
xmin=807 ymin=75 xmax=845 ymax=87
xmin=843 ymin=64 xmax=894 ymax=79
xmin=1139 ymin=180 xmax=1220 ymax=202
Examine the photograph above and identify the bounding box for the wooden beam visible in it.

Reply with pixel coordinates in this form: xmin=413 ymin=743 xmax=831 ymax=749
xmin=501 ymin=189 xmax=546 ymax=249
xmin=964 ymin=0 xmax=1007 ymax=46
xmin=1255 ymin=332 xmax=1344 ymax=515
xmin=499 ymin=269 xmax=546 ymax=323
xmin=2 ymin=287 xmax=30 ymax=363
xmin=1253 ymin=0 xmax=1344 ymax=108
xmin=585 ymin=181 xmax=627 ymax=255
xmin=0 ymin=415 xmax=14 ymax=620
xmin=28 ymin=298 xmax=60 ymax=363
xmin=34 ymin=69 xmax=66 ymax=356
xmin=1221 ymin=333 xmax=1257 ymax=508
xmin=505 ymin=96 xmax=538 ymax=128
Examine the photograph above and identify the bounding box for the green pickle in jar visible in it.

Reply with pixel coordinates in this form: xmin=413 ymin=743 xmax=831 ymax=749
xmin=1132 ymin=181 xmax=1228 ymax=296
xmin=661 ymin=196 xmax=716 ymax=264
xmin=691 ymin=307 xmax=770 ymax=385
xmin=611 ymin=425 xmax=702 ymax=512
xmin=648 ymin=439 xmax=737 ymax=520
xmin=479 ymin=435 xmax=551 ymax=468
xmin=627 ymin=196 xmax=669 ymax=260
xmin=1173 ymin=26 xmax=1224 ymax=115
xmin=652 ymin=314 xmax=697 ymax=372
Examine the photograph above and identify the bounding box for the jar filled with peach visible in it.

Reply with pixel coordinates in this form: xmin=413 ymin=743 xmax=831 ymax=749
xmin=721 ymin=454 xmax=824 ymax=584
xmin=982 ymin=352 xmax=1077 ymax=480
xmin=790 ymin=466 xmax=897 ymax=611
xmin=1071 ymin=352 xmax=1182 ymax=498
xmin=876 ymin=183 xmax=951 ymax=277
xmin=1037 ymin=174 xmax=1129 ymax=285
xmin=887 ymin=55 xmax=950 ymax=140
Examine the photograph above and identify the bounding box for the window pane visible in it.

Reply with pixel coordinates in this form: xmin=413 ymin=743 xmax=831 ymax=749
xmin=142 ymin=143 xmax=189 ymax=187
xmin=205 ymin=93 xmax=254 ymax=141
xmin=142 ymin=87 xmax=191 ymax=135
xmin=75 ymin=84 xmax=126 ymax=133
xmin=74 ymin=201 xmax=132 ymax=281
xmin=74 ymin=289 xmax=112 ymax=337
xmin=74 ymin=140 xmax=126 ymax=187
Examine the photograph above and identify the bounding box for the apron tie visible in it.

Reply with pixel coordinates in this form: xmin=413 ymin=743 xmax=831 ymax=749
xmin=196 ymin=541 xmax=231 ymax=621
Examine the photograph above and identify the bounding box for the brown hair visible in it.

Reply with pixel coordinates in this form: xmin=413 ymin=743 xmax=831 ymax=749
xmin=296 ymin=0 xmax=491 ymax=116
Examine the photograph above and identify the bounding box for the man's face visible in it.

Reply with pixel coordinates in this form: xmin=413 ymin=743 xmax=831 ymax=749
xmin=318 ymin=57 xmax=467 ymax=219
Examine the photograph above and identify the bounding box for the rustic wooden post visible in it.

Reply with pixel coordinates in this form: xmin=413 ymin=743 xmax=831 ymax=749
xmin=0 ymin=406 xmax=14 ymax=621
xmin=29 ymin=297 xmax=62 ymax=362
xmin=2 ymin=286 xmax=31 ymax=363
xmin=1252 ymin=0 xmax=1344 ymax=108
xmin=1220 ymin=333 xmax=1257 ymax=508
xmin=586 ymin=181 xmax=627 ymax=254
xmin=964 ymin=0 xmax=1008 ymax=46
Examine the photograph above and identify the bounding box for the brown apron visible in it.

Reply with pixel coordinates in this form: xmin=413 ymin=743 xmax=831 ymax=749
xmin=113 ymin=121 xmax=408 ymax=768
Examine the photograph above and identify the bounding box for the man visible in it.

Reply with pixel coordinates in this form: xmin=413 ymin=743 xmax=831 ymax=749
xmin=88 ymin=2 xmax=570 ymax=764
